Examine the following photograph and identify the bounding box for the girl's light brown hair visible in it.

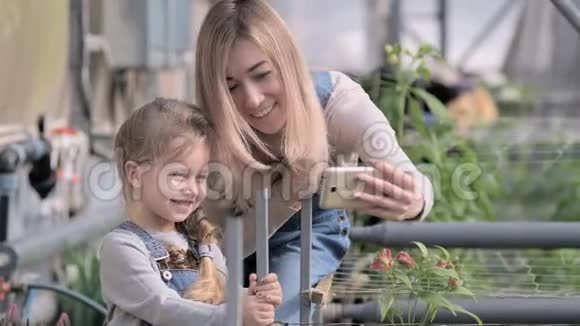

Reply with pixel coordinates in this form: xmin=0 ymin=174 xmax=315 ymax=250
xmin=195 ymin=0 xmax=330 ymax=203
xmin=114 ymin=97 xmax=225 ymax=304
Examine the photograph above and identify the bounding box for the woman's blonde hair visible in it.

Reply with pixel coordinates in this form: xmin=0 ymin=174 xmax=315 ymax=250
xmin=195 ymin=0 xmax=329 ymax=203
xmin=114 ymin=98 xmax=225 ymax=304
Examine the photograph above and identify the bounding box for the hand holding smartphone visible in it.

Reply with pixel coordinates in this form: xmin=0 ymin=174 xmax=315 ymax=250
xmin=318 ymin=166 xmax=378 ymax=210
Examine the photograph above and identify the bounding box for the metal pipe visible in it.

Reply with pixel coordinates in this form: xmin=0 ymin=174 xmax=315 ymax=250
xmin=300 ymin=197 xmax=313 ymax=323
xmin=326 ymin=296 xmax=580 ymax=324
xmin=256 ymin=188 xmax=269 ymax=279
xmin=350 ymin=222 xmax=580 ymax=249
xmin=8 ymin=201 xmax=123 ymax=267
xmin=225 ymin=215 xmax=243 ymax=326
xmin=0 ymin=195 xmax=9 ymax=243
xmin=552 ymin=0 xmax=580 ymax=35
xmin=388 ymin=0 xmax=402 ymax=45
xmin=19 ymin=282 xmax=106 ymax=316
xmin=438 ymin=0 xmax=448 ymax=60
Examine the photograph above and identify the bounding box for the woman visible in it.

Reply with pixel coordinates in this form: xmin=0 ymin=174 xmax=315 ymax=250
xmin=195 ymin=0 xmax=434 ymax=322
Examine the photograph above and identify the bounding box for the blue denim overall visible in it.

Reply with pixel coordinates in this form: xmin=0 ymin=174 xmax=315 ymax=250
xmin=117 ymin=221 xmax=201 ymax=296
xmin=243 ymin=71 xmax=352 ymax=323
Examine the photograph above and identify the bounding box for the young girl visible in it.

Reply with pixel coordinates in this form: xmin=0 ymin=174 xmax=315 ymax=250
xmin=195 ymin=0 xmax=434 ymax=322
xmin=99 ymin=98 xmax=282 ymax=325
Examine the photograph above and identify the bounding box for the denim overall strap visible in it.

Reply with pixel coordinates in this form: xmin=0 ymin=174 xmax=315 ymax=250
xmin=311 ymin=70 xmax=334 ymax=108
xmin=116 ymin=221 xmax=169 ymax=261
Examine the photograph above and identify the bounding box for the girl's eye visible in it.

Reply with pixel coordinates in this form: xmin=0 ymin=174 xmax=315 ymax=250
xmin=228 ymin=83 xmax=238 ymax=91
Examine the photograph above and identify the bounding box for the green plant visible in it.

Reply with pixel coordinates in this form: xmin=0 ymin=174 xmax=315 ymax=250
xmin=59 ymin=244 xmax=104 ymax=326
xmin=362 ymin=43 xmax=501 ymax=223
xmin=370 ymin=242 xmax=482 ymax=325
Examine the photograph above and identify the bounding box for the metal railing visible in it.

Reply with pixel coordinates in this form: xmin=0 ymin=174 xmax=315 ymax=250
xmin=225 ymin=189 xmax=318 ymax=325
xmin=551 ymin=0 xmax=580 ymax=34
xmin=325 ymin=297 xmax=580 ymax=324
xmin=350 ymin=221 xmax=580 ymax=249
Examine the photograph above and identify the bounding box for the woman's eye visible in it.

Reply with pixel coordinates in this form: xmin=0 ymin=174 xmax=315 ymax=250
xmin=254 ymin=71 xmax=271 ymax=80
xmin=228 ymin=83 xmax=238 ymax=91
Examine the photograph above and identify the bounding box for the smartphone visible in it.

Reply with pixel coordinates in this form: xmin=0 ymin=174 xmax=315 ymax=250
xmin=318 ymin=166 xmax=378 ymax=210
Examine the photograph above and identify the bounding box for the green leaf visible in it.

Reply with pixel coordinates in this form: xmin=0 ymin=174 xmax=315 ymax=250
xmin=413 ymin=242 xmax=430 ymax=258
xmin=418 ymin=43 xmax=436 ymax=57
xmin=412 ymin=88 xmax=451 ymax=123
xmin=409 ymin=98 xmax=430 ymax=139
xmin=434 ymin=245 xmax=451 ymax=261
xmin=448 ymin=304 xmax=484 ymax=326
xmin=428 ymin=266 xmax=459 ymax=280
xmin=378 ymin=291 xmax=396 ymax=321
xmin=425 ymin=294 xmax=481 ymax=326
xmin=393 ymin=269 xmax=414 ymax=290
xmin=422 ymin=292 xmax=455 ymax=313
xmin=417 ymin=64 xmax=432 ymax=81
xmin=453 ymin=286 xmax=477 ymax=299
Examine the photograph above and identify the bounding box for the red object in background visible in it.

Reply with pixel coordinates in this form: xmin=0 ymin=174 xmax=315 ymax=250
xmin=0 ymin=278 xmax=11 ymax=301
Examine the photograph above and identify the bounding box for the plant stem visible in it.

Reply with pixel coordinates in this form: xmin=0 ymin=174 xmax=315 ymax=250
xmin=397 ymin=88 xmax=407 ymax=141
xmin=411 ymin=298 xmax=419 ymax=326
xmin=406 ymin=292 xmax=412 ymax=326
xmin=419 ymin=304 xmax=432 ymax=326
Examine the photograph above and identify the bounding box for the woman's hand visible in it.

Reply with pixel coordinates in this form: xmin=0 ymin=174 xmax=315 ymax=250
xmin=248 ymin=273 xmax=283 ymax=307
xmin=353 ymin=160 xmax=425 ymax=221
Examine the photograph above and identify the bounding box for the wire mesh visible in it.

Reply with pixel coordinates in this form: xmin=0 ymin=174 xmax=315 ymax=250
xmin=275 ymin=322 xmax=580 ymax=325
xmin=331 ymin=249 xmax=580 ymax=299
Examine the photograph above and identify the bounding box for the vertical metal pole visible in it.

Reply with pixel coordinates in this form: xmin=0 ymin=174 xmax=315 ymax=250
xmin=313 ymin=306 xmax=323 ymax=324
xmin=299 ymin=197 xmax=313 ymax=323
xmin=438 ymin=0 xmax=448 ymax=60
xmin=0 ymin=195 xmax=9 ymax=243
xmin=225 ymin=215 xmax=243 ymax=326
xmin=256 ymin=187 xmax=269 ymax=279
xmin=388 ymin=0 xmax=402 ymax=44
xmin=551 ymin=0 xmax=580 ymax=35
xmin=166 ymin=0 xmax=175 ymax=67
xmin=0 ymin=174 xmax=18 ymax=243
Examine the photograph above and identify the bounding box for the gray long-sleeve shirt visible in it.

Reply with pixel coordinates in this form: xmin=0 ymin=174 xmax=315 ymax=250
xmin=99 ymin=228 xmax=228 ymax=325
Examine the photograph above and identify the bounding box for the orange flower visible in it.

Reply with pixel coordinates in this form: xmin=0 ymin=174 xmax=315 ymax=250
xmin=370 ymin=248 xmax=394 ymax=272
xmin=396 ymin=251 xmax=416 ymax=268
xmin=448 ymin=277 xmax=463 ymax=289
xmin=436 ymin=260 xmax=453 ymax=269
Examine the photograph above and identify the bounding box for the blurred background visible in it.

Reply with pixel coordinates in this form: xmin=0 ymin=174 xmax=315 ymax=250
xmin=1 ymin=0 xmax=580 ymax=324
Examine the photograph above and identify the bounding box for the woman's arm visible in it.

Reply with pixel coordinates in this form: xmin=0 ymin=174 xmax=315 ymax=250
xmin=325 ymin=71 xmax=434 ymax=221
xmin=100 ymin=230 xmax=227 ymax=325
xmin=202 ymin=173 xmax=299 ymax=258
